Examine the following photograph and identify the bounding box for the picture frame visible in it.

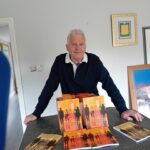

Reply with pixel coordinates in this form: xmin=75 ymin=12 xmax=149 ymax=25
xmin=111 ymin=13 xmax=137 ymax=47
xmin=142 ymin=26 xmax=150 ymax=64
xmin=128 ymin=64 xmax=150 ymax=118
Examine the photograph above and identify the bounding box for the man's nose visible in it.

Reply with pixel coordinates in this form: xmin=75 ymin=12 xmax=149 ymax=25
xmin=75 ymin=45 xmax=81 ymax=49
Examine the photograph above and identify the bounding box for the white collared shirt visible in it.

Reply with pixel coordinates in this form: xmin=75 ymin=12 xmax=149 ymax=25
xmin=65 ymin=53 xmax=88 ymax=76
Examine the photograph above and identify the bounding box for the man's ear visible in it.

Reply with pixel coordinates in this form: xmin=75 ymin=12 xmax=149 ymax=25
xmin=66 ymin=44 xmax=69 ymax=52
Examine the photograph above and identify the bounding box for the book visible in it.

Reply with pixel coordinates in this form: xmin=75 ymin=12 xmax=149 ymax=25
xmin=82 ymin=96 xmax=109 ymax=129
xmin=64 ymin=127 xmax=119 ymax=150
xmin=62 ymin=93 xmax=95 ymax=127
xmin=57 ymin=98 xmax=83 ymax=132
xmin=24 ymin=133 xmax=62 ymax=150
xmin=62 ymin=94 xmax=76 ymax=99
xmin=62 ymin=93 xmax=95 ymax=102
xmin=113 ymin=121 xmax=150 ymax=142
xmin=56 ymin=94 xmax=119 ymax=149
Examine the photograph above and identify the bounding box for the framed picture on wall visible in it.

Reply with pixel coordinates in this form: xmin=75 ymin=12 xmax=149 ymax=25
xmin=111 ymin=13 xmax=137 ymax=47
xmin=128 ymin=64 xmax=150 ymax=118
xmin=142 ymin=26 xmax=150 ymax=64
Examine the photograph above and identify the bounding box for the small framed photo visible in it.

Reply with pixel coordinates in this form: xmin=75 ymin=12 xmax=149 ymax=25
xmin=128 ymin=64 xmax=150 ymax=118
xmin=142 ymin=26 xmax=150 ymax=64
xmin=111 ymin=13 xmax=137 ymax=47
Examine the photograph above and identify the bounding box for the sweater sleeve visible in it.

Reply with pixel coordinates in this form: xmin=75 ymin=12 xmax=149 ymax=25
xmin=95 ymin=56 xmax=128 ymax=114
xmin=32 ymin=57 xmax=60 ymax=118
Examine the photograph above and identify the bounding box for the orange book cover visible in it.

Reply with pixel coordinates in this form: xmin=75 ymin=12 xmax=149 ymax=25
xmin=114 ymin=122 xmax=150 ymax=142
xmin=24 ymin=133 xmax=62 ymax=150
xmin=62 ymin=93 xmax=95 ymax=127
xmin=82 ymin=96 xmax=109 ymax=129
xmin=57 ymin=98 xmax=83 ymax=132
xmin=62 ymin=93 xmax=95 ymax=102
xmin=87 ymin=127 xmax=119 ymax=148
xmin=63 ymin=127 xmax=118 ymax=150
xmin=75 ymin=93 xmax=95 ymax=102
xmin=62 ymin=94 xmax=76 ymax=99
xmin=64 ymin=129 xmax=91 ymax=150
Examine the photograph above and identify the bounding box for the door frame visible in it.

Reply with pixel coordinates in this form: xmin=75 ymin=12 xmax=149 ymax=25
xmin=0 ymin=17 xmax=26 ymax=130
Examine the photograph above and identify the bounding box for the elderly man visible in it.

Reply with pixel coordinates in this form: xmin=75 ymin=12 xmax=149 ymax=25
xmin=24 ymin=29 xmax=143 ymax=124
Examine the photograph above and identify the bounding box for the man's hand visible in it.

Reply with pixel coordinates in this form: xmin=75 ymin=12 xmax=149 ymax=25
xmin=121 ymin=109 xmax=144 ymax=122
xmin=24 ymin=114 xmax=37 ymax=125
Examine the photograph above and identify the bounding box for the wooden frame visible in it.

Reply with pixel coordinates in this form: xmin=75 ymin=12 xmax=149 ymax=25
xmin=111 ymin=13 xmax=137 ymax=47
xmin=128 ymin=64 xmax=150 ymax=118
xmin=142 ymin=26 xmax=150 ymax=64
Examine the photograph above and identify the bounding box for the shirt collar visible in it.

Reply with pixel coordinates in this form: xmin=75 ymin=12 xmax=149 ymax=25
xmin=65 ymin=53 xmax=88 ymax=64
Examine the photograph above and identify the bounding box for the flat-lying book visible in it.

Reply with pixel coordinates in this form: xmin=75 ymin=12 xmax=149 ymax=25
xmin=64 ymin=127 xmax=119 ymax=150
xmin=24 ymin=133 xmax=62 ymax=150
xmin=113 ymin=121 xmax=150 ymax=142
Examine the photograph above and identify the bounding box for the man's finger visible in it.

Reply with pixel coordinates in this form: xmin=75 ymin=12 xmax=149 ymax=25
xmin=126 ymin=116 xmax=133 ymax=121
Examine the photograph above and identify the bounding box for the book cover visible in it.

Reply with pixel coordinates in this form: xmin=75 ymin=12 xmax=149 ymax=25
xmin=58 ymin=93 xmax=95 ymax=129
xmin=57 ymin=98 xmax=83 ymax=132
xmin=63 ymin=127 xmax=119 ymax=150
xmin=87 ymin=127 xmax=119 ymax=149
xmin=82 ymin=96 xmax=109 ymax=129
xmin=24 ymin=133 xmax=62 ymax=150
xmin=113 ymin=121 xmax=150 ymax=142
xmin=62 ymin=94 xmax=76 ymax=100
xmin=75 ymin=93 xmax=95 ymax=102
xmin=64 ymin=129 xmax=91 ymax=150
xmin=62 ymin=93 xmax=95 ymax=102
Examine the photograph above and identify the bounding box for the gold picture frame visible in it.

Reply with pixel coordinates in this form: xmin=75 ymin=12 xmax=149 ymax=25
xmin=128 ymin=64 xmax=150 ymax=118
xmin=111 ymin=13 xmax=137 ymax=47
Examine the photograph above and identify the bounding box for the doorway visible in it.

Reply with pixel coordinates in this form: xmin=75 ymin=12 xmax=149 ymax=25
xmin=0 ymin=17 xmax=25 ymax=149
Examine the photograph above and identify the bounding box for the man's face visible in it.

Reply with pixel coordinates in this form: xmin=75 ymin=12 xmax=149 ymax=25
xmin=66 ymin=34 xmax=86 ymax=62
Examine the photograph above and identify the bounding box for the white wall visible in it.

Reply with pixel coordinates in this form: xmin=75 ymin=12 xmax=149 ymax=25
xmin=0 ymin=0 xmax=150 ymax=119
xmin=0 ymin=25 xmax=10 ymax=42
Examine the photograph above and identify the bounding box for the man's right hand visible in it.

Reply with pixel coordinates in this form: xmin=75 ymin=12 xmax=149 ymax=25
xmin=24 ymin=114 xmax=37 ymax=125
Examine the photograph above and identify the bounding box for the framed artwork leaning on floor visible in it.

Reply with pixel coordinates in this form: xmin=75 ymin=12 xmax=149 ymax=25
xmin=128 ymin=64 xmax=150 ymax=118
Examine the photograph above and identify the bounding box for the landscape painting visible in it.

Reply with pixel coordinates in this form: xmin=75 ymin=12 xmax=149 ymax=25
xmin=128 ymin=64 xmax=150 ymax=118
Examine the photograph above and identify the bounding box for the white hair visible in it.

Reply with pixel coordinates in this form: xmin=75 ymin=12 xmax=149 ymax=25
xmin=66 ymin=29 xmax=86 ymax=45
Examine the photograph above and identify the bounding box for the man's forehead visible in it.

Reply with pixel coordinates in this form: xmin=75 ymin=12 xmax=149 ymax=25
xmin=69 ymin=34 xmax=85 ymax=41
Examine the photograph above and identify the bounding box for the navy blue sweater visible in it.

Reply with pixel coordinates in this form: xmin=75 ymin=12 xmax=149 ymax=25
xmin=33 ymin=53 xmax=127 ymax=117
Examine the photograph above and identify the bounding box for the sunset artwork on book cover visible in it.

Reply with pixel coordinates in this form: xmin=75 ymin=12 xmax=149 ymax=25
xmin=64 ymin=127 xmax=119 ymax=150
xmin=57 ymin=98 xmax=83 ymax=132
xmin=114 ymin=121 xmax=150 ymax=142
xmin=87 ymin=127 xmax=118 ymax=147
xmin=24 ymin=133 xmax=62 ymax=150
xmin=64 ymin=129 xmax=90 ymax=150
xmin=82 ymin=96 xmax=109 ymax=129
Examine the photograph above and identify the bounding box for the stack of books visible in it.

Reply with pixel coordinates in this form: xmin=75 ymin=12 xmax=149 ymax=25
xmin=57 ymin=93 xmax=119 ymax=150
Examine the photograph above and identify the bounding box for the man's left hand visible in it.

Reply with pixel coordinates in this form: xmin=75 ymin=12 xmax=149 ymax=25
xmin=121 ymin=109 xmax=144 ymax=122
